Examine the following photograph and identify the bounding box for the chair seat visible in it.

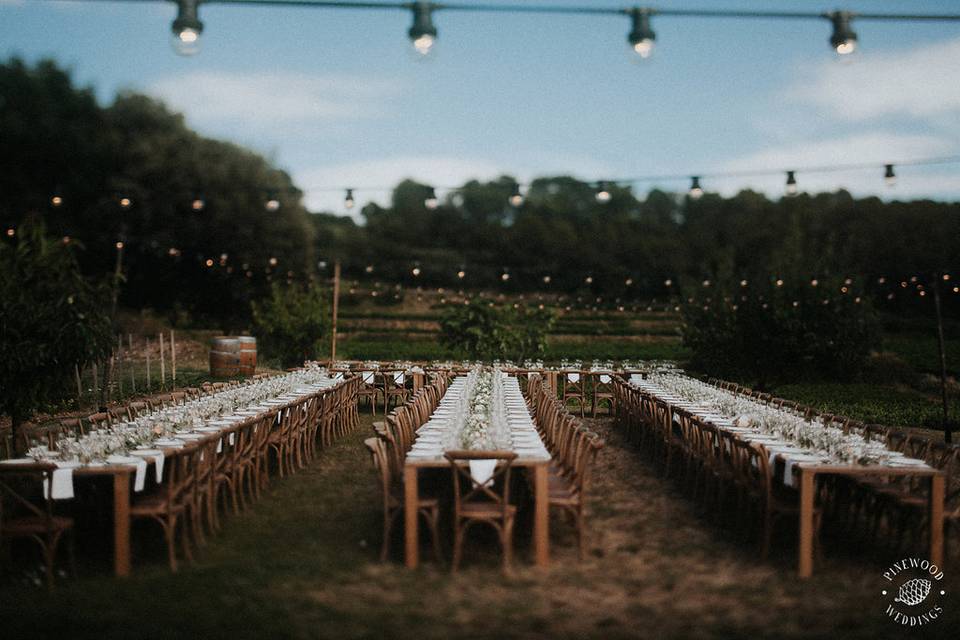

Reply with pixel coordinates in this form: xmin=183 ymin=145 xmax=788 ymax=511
xmin=131 ymin=491 xmax=186 ymax=516
xmin=459 ymin=502 xmax=517 ymax=518
xmin=4 ymin=515 xmax=73 ymax=535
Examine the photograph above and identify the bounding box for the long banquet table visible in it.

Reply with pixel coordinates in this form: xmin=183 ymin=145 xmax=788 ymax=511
xmin=402 ymin=374 xmax=554 ymax=568
xmin=629 ymin=375 xmax=945 ymax=578
xmin=2 ymin=373 xmax=342 ymax=577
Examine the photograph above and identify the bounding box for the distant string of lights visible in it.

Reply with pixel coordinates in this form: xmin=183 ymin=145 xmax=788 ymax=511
xmin=31 ymin=1 xmax=960 ymax=58
xmin=4 ymin=223 xmax=955 ymax=304
xmin=321 ymin=155 xmax=960 ymax=210
xmin=19 ymin=154 xmax=960 ymax=215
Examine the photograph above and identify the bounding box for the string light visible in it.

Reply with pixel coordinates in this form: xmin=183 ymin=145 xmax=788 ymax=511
xmin=628 ymin=8 xmax=655 ymax=59
xmin=191 ymin=197 xmax=205 ymax=211
xmin=509 ymin=183 xmax=524 ymax=207
xmin=595 ymin=181 xmax=611 ymax=203
xmin=884 ymin=164 xmax=896 ymax=187
xmin=171 ymin=0 xmax=203 ymax=56
xmin=457 ymin=269 xmax=466 ymax=279
xmin=785 ymin=170 xmax=798 ymax=196
xmin=51 ymin=194 xmax=63 ymax=207
xmin=829 ymin=11 xmax=857 ymax=55
xmin=411 ymin=266 xmax=421 ymax=277
xmin=688 ymin=177 xmax=703 ymax=200
xmin=409 ymin=1 xmax=437 ymax=57
xmin=542 ymin=275 xmax=552 ymax=284
xmin=265 ymin=195 xmax=281 ymax=212
xmin=344 ymin=188 xmax=355 ymax=209
xmin=424 ymin=187 xmax=439 ymax=209
xmin=118 ymin=196 xmax=132 ymax=209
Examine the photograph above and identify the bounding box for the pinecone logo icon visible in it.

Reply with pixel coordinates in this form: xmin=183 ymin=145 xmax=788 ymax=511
xmin=894 ymin=578 xmax=932 ymax=606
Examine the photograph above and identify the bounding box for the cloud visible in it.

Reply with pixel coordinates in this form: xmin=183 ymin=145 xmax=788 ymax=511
xmin=145 ymin=70 xmax=402 ymax=133
xmin=784 ymin=36 xmax=960 ymax=122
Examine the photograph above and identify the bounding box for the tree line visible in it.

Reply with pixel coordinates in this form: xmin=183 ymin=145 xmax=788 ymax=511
xmin=3 ymin=58 xmax=958 ymax=327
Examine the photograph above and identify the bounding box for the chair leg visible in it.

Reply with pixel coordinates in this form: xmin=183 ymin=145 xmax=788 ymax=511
xmin=451 ymin=523 xmax=463 ymax=572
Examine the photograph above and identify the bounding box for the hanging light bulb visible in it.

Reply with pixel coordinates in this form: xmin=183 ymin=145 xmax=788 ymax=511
xmin=688 ymin=176 xmax=703 ymax=200
xmin=51 ymin=193 xmax=63 ymax=208
xmin=408 ymin=2 xmax=437 ymax=57
xmin=509 ymin=183 xmax=524 ymax=207
xmin=424 ymin=187 xmax=439 ymax=209
xmin=265 ymin=193 xmax=281 ymax=212
xmin=595 ymin=181 xmax=612 ymax=203
xmin=344 ymin=188 xmax=355 ymax=209
xmin=884 ymin=164 xmax=897 ymax=187
xmin=828 ymin=11 xmax=857 ymax=55
xmin=171 ymin=0 xmax=204 ymax=56
xmin=191 ymin=196 xmax=205 ymax=211
xmin=627 ymin=8 xmax=656 ymax=59
xmin=119 ymin=196 xmax=132 ymax=210
xmin=785 ymin=170 xmax=798 ymax=196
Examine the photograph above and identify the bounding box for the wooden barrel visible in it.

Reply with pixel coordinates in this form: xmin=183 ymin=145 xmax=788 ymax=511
xmin=210 ymin=337 xmax=240 ymax=377
xmin=237 ymin=336 xmax=257 ymax=376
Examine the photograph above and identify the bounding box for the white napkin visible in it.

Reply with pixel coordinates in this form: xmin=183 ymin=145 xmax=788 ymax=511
xmin=599 ymin=374 xmax=611 ymax=384
xmin=44 ymin=461 xmax=79 ymax=500
xmin=567 ymin=373 xmax=580 ymax=383
xmin=469 ymin=459 xmax=497 ymax=487
xmin=393 ymin=372 xmax=404 ymax=384
xmin=107 ymin=455 xmax=148 ymax=492
xmin=130 ymin=449 xmax=165 ymax=482
xmin=782 ymin=454 xmax=824 ymax=487
xmin=362 ymin=371 xmax=375 ymax=384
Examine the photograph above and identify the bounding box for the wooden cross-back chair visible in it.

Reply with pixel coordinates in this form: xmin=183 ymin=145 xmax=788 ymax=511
xmin=591 ymin=372 xmax=615 ymax=417
xmin=130 ymin=442 xmax=201 ymax=572
xmin=364 ymin=437 xmax=441 ymax=563
xmin=0 ymin=463 xmax=76 ymax=589
xmin=445 ymin=450 xmax=518 ymax=572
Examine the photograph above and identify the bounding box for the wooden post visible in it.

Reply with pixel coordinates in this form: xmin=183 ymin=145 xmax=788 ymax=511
xmin=170 ymin=329 xmax=177 ymax=384
xmin=159 ymin=332 xmax=166 ymax=389
xmin=75 ymin=364 xmax=83 ymax=402
xmin=331 ymin=260 xmax=341 ymax=363
xmin=129 ymin=334 xmax=136 ymax=393
xmin=145 ymin=338 xmax=151 ymax=392
xmin=116 ymin=334 xmax=124 ymax=396
xmin=932 ymin=275 xmax=952 ymax=443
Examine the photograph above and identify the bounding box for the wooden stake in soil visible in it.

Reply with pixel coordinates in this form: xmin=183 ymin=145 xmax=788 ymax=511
xmin=159 ymin=332 xmax=166 ymax=389
xmin=116 ymin=334 xmax=124 ymax=396
xmin=331 ymin=260 xmax=341 ymax=363
xmin=933 ymin=274 xmax=952 ymax=444
xmin=75 ymin=364 xmax=82 ymax=402
xmin=170 ymin=329 xmax=177 ymax=383
xmin=129 ymin=334 xmax=136 ymax=393
xmin=145 ymin=338 xmax=151 ymax=392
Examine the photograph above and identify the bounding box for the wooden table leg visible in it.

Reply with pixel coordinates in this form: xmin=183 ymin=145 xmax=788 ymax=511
xmin=403 ymin=464 xmax=419 ymax=569
xmin=533 ymin=463 xmax=549 ymax=567
xmin=929 ymin=473 xmax=945 ymax=568
xmin=797 ymin=468 xmax=815 ymax=579
xmin=113 ymin=470 xmax=132 ymax=577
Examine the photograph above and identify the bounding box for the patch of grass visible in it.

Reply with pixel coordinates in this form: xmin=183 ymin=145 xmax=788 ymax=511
xmin=3 ymin=416 xmax=949 ymax=639
xmin=772 ymin=381 xmax=957 ymax=429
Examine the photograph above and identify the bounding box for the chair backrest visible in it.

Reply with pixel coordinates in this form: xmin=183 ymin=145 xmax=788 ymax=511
xmin=445 ymin=450 xmax=518 ymax=521
xmin=363 ymin=437 xmax=393 ymax=502
xmin=0 ymin=463 xmax=58 ymax=537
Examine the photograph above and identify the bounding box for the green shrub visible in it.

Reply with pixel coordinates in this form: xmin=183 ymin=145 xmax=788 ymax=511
xmin=0 ymin=219 xmax=113 ymax=444
xmin=439 ymin=304 xmax=555 ymax=362
xmin=251 ymin=282 xmax=330 ymax=368
xmin=682 ymin=277 xmax=879 ymax=385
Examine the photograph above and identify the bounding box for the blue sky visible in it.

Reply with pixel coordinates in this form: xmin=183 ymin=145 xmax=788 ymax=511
xmin=2 ymin=0 xmax=959 ymax=217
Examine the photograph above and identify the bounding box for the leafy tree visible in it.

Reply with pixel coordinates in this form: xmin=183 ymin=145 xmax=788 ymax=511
xmin=251 ymin=282 xmax=330 ymax=368
xmin=439 ymin=304 xmax=555 ymax=362
xmin=0 ymin=219 xmax=113 ymax=445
